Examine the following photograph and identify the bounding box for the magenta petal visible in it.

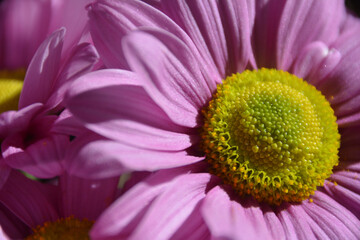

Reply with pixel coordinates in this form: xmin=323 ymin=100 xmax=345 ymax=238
xmin=67 ymin=69 xmax=195 ymax=150
xmin=19 ymin=28 xmax=65 ymax=109
xmin=202 ymin=186 xmax=271 ymax=240
xmin=128 ymin=173 xmax=211 ymax=240
xmin=123 ymin=30 xmax=211 ymax=127
xmin=66 ymin=138 xmax=204 ymax=178
xmin=276 ymin=0 xmax=344 ymax=70
xmin=46 ymin=43 xmax=99 ymax=109
xmin=59 ymin=174 xmax=118 ymax=220
xmin=0 ymin=103 xmax=43 ymax=139
xmin=0 ymin=161 xmax=10 ymax=190
xmin=303 ymin=191 xmax=360 ymax=239
xmin=262 ymin=208 xmax=286 ymax=239
xmin=91 ymin=168 xmax=197 ymax=239
xmin=0 ymin=171 xmax=58 ymax=228
xmin=0 ymin=0 xmax=51 ymax=69
xmin=3 ymin=134 xmax=68 ymax=178
xmin=0 ymin=202 xmax=31 ymax=239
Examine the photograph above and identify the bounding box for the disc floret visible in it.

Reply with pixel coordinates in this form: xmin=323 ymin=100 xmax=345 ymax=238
xmin=201 ymin=69 xmax=340 ymax=205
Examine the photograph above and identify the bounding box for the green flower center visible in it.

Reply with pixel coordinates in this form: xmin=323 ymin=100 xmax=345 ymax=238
xmin=0 ymin=69 xmax=25 ymax=113
xmin=200 ymin=69 xmax=340 ymax=205
xmin=26 ymin=216 xmax=93 ymax=240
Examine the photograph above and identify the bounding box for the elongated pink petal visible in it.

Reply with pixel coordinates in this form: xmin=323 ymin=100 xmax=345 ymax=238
xmin=67 ymin=70 xmax=195 ymax=150
xmin=19 ymin=28 xmax=64 ymax=109
xmin=0 ymin=161 xmax=10 ymax=190
xmin=59 ymin=174 xmax=118 ymax=220
xmin=303 ymin=191 xmax=360 ymax=239
xmin=123 ymin=29 xmax=212 ymax=128
xmin=262 ymin=207 xmax=286 ymax=239
xmin=0 ymin=0 xmax=51 ymax=69
xmin=66 ymin=137 xmax=204 ymax=178
xmin=202 ymin=186 xmax=271 ymax=240
xmin=3 ymin=134 xmax=68 ymax=178
xmin=0 ymin=171 xmax=58 ymax=228
xmin=128 ymin=173 xmax=212 ymax=240
xmin=91 ymin=167 xmax=199 ymax=239
xmin=46 ymin=43 xmax=99 ymax=109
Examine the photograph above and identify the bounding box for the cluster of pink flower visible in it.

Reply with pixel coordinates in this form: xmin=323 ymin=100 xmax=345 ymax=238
xmin=0 ymin=0 xmax=359 ymax=239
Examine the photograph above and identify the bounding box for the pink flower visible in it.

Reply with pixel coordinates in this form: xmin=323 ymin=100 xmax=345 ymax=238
xmin=0 ymin=169 xmax=119 ymax=239
xmin=0 ymin=28 xmax=99 ymax=188
xmin=0 ymin=0 xmax=93 ymax=70
xmin=67 ymin=0 xmax=360 ymax=239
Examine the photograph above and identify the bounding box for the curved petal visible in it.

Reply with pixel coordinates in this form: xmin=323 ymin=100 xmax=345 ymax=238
xmin=66 ymin=137 xmax=204 ymax=178
xmin=128 ymin=173 xmax=212 ymax=240
xmin=0 ymin=202 xmax=31 ymax=239
xmin=0 ymin=161 xmax=10 ymax=190
xmin=88 ymin=0 xmax=221 ymax=87
xmin=122 ymin=29 xmax=212 ymax=128
xmin=59 ymin=174 xmax=119 ymax=220
xmin=3 ymin=134 xmax=68 ymax=178
xmin=91 ymin=167 xmax=201 ymax=239
xmin=202 ymin=186 xmax=271 ymax=240
xmin=302 ymin=191 xmax=360 ymax=239
xmin=262 ymin=207 xmax=286 ymax=239
xmin=0 ymin=171 xmax=58 ymax=228
xmin=0 ymin=0 xmax=51 ymax=69
xmin=46 ymin=43 xmax=99 ymax=109
xmin=66 ymin=69 xmax=195 ymax=150
xmin=19 ymin=28 xmax=65 ymax=109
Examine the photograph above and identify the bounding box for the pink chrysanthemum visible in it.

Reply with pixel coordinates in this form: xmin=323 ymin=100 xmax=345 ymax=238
xmin=67 ymin=0 xmax=360 ymax=239
xmin=0 ymin=170 xmax=119 ymax=239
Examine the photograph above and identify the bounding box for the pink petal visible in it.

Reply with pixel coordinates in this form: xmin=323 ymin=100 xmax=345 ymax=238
xmin=59 ymin=174 xmax=119 ymax=220
xmin=51 ymin=109 xmax=88 ymax=137
xmin=66 ymin=137 xmax=204 ymax=178
xmin=0 ymin=0 xmax=51 ymax=69
xmin=0 ymin=202 xmax=31 ymax=239
xmin=303 ymin=191 xmax=360 ymax=239
xmin=0 ymin=161 xmax=10 ymax=190
xmin=0 ymin=103 xmax=43 ymax=139
xmin=202 ymin=186 xmax=271 ymax=240
xmin=262 ymin=207 xmax=286 ymax=239
xmin=46 ymin=43 xmax=99 ymax=109
xmin=91 ymin=167 xmax=199 ymax=239
xmin=0 ymin=171 xmax=58 ymax=228
xmin=122 ymin=29 xmax=212 ymax=128
xmin=67 ymin=69 xmax=195 ymax=150
xmin=19 ymin=28 xmax=65 ymax=109
xmin=128 ymin=173 xmax=212 ymax=240
xmin=276 ymin=0 xmax=344 ymax=70
xmin=3 ymin=134 xmax=68 ymax=178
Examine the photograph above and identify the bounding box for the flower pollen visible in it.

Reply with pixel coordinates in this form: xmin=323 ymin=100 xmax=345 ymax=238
xmin=200 ymin=69 xmax=340 ymax=205
xmin=26 ymin=216 xmax=94 ymax=240
xmin=0 ymin=69 xmax=25 ymax=113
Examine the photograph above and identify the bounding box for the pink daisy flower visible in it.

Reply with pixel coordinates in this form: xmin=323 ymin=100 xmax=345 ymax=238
xmin=67 ymin=0 xmax=360 ymax=239
xmin=0 ymin=28 xmax=99 ymax=188
xmin=0 ymin=168 xmax=119 ymax=239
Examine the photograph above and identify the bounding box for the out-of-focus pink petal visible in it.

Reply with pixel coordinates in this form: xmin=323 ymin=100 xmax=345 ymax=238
xmin=59 ymin=174 xmax=118 ymax=220
xmin=0 ymin=161 xmax=10 ymax=190
xmin=123 ymin=29 xmax=212 ymax=128
xmin=51 ymin=109 xmax=88 ymax=137
xmin=0 ymin=0 xmax=51 ymax=69
xmin=67 ymin=70 xmax=195 ymax=150
xmin=302 ymin=191 xmax=360 ymax=239
xmin=46 ymin=43 xmax=99 ymax=109
xmin=0 ymin=202 xmax=31 ymax=239
xmin=0 ymin=171 xmax=58 ymax=228
xmin=66 ymin=138 xmax=204 ymax=178
xmin=91 ymin=167 xmax=199 ymax=239
xmin=19 ymin=28 xmax=65 ymax=109
xmin=0 ymin=103 xmax=43 ymax=139
xmin=202 ymin=186 xmax=271 ymax=240
xmin=3 ymin=134 xmax=68 ymax=178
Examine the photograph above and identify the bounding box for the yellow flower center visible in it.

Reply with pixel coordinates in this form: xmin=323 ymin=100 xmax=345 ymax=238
xmin=0 ymin=69 xmax=25 ymax=113
xmin=26 ymin=216 xmax=94 ymax=240
xmin=200 ymin=69 xmax=340 ymax=205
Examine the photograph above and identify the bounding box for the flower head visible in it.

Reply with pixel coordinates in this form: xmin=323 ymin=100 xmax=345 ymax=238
xmin=67 ymin=0 xmax=360 ymax=239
